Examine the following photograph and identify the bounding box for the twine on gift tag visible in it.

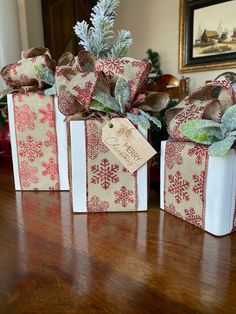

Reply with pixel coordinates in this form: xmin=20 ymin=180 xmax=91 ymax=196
xmin=102 ymin=118 xmax=156 ymax=173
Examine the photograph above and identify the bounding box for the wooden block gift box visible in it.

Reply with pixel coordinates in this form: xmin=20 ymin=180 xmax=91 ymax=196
xmin=1 ymin=48 xmax=69 ymax=191
xmin=160 ymin=141 xmax=236 ymax=236
xmin=68 ymin=118 xmax=149 ymax=212
xmin=159 ymin=81 xmax=236 ymax=236
xmin=7 ymin=93 xmax=69 ymax=191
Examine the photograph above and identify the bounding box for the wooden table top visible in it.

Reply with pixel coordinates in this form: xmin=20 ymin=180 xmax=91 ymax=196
xmin=1 ymin=157 xmax=236 ymax=314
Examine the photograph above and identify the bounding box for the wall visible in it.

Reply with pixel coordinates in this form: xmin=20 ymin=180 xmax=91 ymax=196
xmin=0 ymin=0 xmax=22 ymax=89
xmin=115 ymin=0 xmax=236 ymax=91
xmin=17 ymin=0 xmax=44 ymax=50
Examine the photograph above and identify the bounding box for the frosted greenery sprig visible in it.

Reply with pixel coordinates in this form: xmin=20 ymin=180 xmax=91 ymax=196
xmin=90 ymin=78 xmax=161 ymax=130
xmin=74 ymin=0 xmax=133 ymax=59
xmin=180 ymin=105 xmax=236 ymax=157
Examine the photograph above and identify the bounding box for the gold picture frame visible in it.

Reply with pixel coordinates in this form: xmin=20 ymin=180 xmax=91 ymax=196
xmin=179 ymin=0 xmax=236 ymax=73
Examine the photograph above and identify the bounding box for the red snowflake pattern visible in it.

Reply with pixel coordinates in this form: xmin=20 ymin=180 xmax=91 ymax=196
xmin=87 ymin=196 xmax=109 ymax=212
xmin=44 ymin=130 xmax=57 ymax=154
xmin=10 ymin=62 xmax=22 ymax=75
xmin=168 ymin=171 xmax=190 ymax=204
xmin=19 ymin=161 xmax=39 ymax=188
xmin=192 ymin=171 xmax=206 ymax=202
xmin=18 ymin=136 xmax=43 ymax=162
xmin=72 ymin=81 xmax=93 ymax=107
xmin=91 ymin=159 xmax=119 ymax=190
xmin=39 ymin=102 xmax=55 ymax=128
xmin=122 ymin=167 xmax=136 ymax=177
xmin=187 ymin=144 xmax=208 ymax=165
xmin=165 ymin=142 xmax=185 ymax=169
xmin=96 ymin=59 xmax=129 ymax=79
xmin=172 ymin=105 xmax=206 ymax=139
xmin=184 ymin=207 xmax=202 ymax=228
xmin=165 ymin=203 xmax=183 ymax=219
xmin=128 ymin=80 xmax=136 ymax=99
xmin=14 ymin=104 xmax=37 ymax=132
xmin=42 ymin=158 xmax=58 ymax=180
xmin=49 ymin=183 xmax=60 ymax=191
xmin=114 ymin=186 xmax=134 ymax=208
xmin=86 ymin=121 xmax=109 ymax=160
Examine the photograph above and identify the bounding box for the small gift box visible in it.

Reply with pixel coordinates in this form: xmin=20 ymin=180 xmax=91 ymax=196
xmin=160 ymin=141 xmax=236 ymax=236
xmin=160 ymin=81 xmax=236 ymax=236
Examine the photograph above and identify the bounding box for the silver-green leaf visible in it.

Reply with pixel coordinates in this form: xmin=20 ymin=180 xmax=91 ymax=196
xmin=114 ymin=78 xmax=130 ymax=113
xmin=139 ymin=109 xmax=162 ymax=129
xmin=209 ymin=136 xmax=236 ymax=157
xmin=221 ymin=104 xmax=236 ymax=132
xmin=127 ymin=113 xmax=150 ymax=130
xmin=92 ymin=90 xmax=120 ymax=112
xmin=33 ymin=64 xmax=55 ymax=86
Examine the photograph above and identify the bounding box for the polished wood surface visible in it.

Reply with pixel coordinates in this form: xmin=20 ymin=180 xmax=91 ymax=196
xmin=1 ymin=158 xmax=236 ymax=313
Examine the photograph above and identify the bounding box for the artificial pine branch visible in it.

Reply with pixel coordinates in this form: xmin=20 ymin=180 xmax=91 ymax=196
xmin=74 ymin=0 xmax=133 ymax=59
xmin=108 ymin=29 xmax=133 ymax=58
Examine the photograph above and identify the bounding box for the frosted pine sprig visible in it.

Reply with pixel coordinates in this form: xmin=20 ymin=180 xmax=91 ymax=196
xmin=74 ymin=0 xmax=132 ymax=59
xmin=74 ymin=21 xmax=93 ymax=53
xmin=108 ymin=29 xmax=133 ymax=58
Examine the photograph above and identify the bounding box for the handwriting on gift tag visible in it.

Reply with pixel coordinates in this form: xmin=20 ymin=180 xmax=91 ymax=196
xmin=102 ymin=118 xmax=156 ymax=173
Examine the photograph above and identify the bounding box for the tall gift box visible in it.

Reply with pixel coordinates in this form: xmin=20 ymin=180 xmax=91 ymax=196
xmin=69 ymin=119 xmax=148 ymax=212
xmin=1 ymin=48 xmax=69 ymax=191
xmin=7 ymin=93 xmax=69 ymax=190
xmin=160 ymin=81 xmax=236 ymax=236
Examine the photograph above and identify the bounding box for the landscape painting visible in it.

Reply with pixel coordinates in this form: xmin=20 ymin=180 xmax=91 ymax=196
xmin=179 ymin=0 xmax=236 ymax=72
xmin=193 ymin=0 xmax=236 ymax=58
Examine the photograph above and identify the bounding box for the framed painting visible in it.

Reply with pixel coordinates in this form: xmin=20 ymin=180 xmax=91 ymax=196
xmin=179 ymin=0 xmax=236 ymax=72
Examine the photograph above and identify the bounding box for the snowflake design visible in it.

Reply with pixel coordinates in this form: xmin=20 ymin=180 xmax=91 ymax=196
xmin=187 ymin=144 xmax=208 ymax=165
xmin=184 ymin=207 xmax=202 ymax=228
xmin=44 ymin=131 xmax=57 ymax=154
xmin=16 ymin=94 xmax=23 ymax=102
xmin=42 ymin=158 xmax=58 ymax=180
xmin=122 ymin=167 xmax=136 ymax=177
xmin=114 ymin=186 xmax=134 ymax=208
xmin=192 ymin=171 xmax=206 ymax=202
xmin=128 ymin=80 xmax=136 ymax=98
xmin=168 ymin=171 xmax=190 ymax=204
xmin=20 ymin=74 xmax=37 ymax=86
xmin=39 ymin=102 xmax=55 ymax=128
xmin=10 ymin=62 xmax=22 ymax=75
xmin=165 ymin=203 xmax=183 ymax=219
xmin=19 ymin=161 xmax=39 ymax=188
xmin=96 ymin=59 xmax=129 ymax=79
xmin=86 ymin=122 xmax=109 ymax=160
xmin=72 ymin=81 xmax=93 ymax=107
xmin=14 ymin=104 xmax=37 ymax=132
xmin=87 ymin=196 xmax=109 ymax=212
xmin=49 ymin=183 xmax=60 ymax=191
xmin=165 ymin=142 xmax=185 ymax=169
xmin=91 ymin=159 xmax=119 ymax=190
xmin=18 ymin=136 xmax=43 ymax=162
xmin=172 ymin=105 xmax=206 ymax=139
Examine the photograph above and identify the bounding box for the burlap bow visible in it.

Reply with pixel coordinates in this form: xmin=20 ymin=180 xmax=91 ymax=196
xmin=165 ymin=81 xmax=236 ymax=141
xmin=55 ymin=51 xmax=169 ymax=117
xmin=0 ymin=47 xmax=56 ymax=94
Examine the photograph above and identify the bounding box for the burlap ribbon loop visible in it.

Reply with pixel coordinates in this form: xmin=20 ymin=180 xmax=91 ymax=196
xmin=165 ymin=81 xmax=236 ymax=141
xmin=0 ymin=47 xmax=55 ymax=90
xmin=55 ymin=51 xmax=170 ymax=118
